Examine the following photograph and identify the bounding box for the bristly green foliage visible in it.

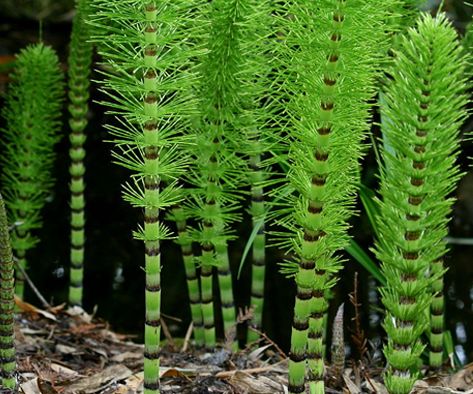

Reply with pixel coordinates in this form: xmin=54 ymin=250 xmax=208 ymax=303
xmin=375 ymin=13 xmax=468 ymax=394
xmin=67 ymin=0 xmax=93 ymax=307
xmin=270 ymin=1 xmax=394 ymax=392
xmin=0 ymin=193 xmax=16 ymax=391
xmin=235 ymin=0 xmax=273 ymax=345
xmin=184 ymin=0 xmax=253 ymax=346
xmin=90 ymin=1 xmax=201 ymax=392
xmin=0 ymin=43 xmax=64 ymax=299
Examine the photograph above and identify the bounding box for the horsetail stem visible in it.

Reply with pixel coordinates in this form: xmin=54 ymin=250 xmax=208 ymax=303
xmin=376 ymin=13 xmax=468 ymax=393
xmin=0 ymin=193 xmax=16 ymax=391
xmin=67 ymin=0 xmax=93 ymax=307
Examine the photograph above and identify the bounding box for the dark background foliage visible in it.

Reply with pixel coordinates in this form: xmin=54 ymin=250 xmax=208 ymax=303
xmin=0 ymin=0 xmax=473 ymax=363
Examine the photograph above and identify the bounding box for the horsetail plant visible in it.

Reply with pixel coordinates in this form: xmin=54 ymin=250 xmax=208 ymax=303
xmin=168 ymin=204 xmax=205 ymax=346
xmin=375 ymin=13 xmax=468 ymax=393
xmin=272 ymin=1 xmax=393 ymax=392
xmin=91 ymin=1 xmax=201 ymax=392
xmin=0 ymin=193 xmax=16 ymax=391
xmin=236 ymin=0 xmax=273 ymax=344
xmin=0 ymin=43 xmax=64 ymax=299
xmin=186 ymin=0 xmax=251 ymax=346
xmin=67 ymin=0 xmax=93 ymax=307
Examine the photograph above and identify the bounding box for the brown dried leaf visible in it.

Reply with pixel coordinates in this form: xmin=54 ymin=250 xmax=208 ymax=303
xmin=64 ymin=365 xmax=132 ymax=393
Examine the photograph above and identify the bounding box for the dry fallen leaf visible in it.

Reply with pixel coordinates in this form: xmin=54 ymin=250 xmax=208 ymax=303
xmin=64 ymin=365 xmax=132 ymax=394
xmin=15 ymin=297 xmax=57 ymax=321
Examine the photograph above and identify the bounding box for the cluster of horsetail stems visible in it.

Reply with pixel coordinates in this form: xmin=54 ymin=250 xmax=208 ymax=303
xmin=273 ymin=1 xmax=393 ymax=392
xmin=0 ymin=43 xmax=64 ymax=300
xmin=169 ymin=205 xmax=205 ymax=345
xmin=240 ymin=0 xmax=272 ymax=344
xmin=92 ymin=0 xmax=200 ymax=392
xmin=375 ymin=13 xmax=468 ymax=394
xmin=187 ymin=0 xmax=248 ymax=346
xmin=0 ymin=193 xmax=16 ymax=391
xmin=67 ymin=0 xmax=93 ymax=307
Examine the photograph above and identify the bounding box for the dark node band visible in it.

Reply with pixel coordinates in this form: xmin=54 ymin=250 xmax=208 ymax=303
xmin=145 ymin=319 xmax=161 ymax=328
xmin=143 ymin=381 xmax=160 ymax=391
xmin=292 ymin=320 xmax=309 ymax=331
xmin=289 ymin=351 xmax=306 ymax=363
xmin=288 ymin=384 xmax=305 ymax=394
xmin=145 ymin=284 xmax=161 ymax=292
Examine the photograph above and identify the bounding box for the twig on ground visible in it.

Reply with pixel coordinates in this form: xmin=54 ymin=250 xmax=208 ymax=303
xmin=160 ymin=317 xmax=175 ymax=350
xmin=181 ymin=322 xmax=193 ymax=353
xmin=14 ymin=258 xmax=51 ymax=309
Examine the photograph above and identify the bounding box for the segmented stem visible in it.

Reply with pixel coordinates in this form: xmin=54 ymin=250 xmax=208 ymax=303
xmin=67 ymin=0 xmax=93 ymax=306
xmin=377 ymin=14 xmax=467 ymax=394
xmin=430 ymin=258 xmax=444 ymax=367
xmin=200 ymin=246 xmax=216 ymax=346
xmin=305 ymin=6 xmax=345 ymax=393
xmin=215 ymin=241 xmax=234 ymax=338
xmin=172 ymin=206 xmax=205 ymax=346
xmin=0 ymin=194 xmax=16 ymax=391
xmin=142 ymin=4 xmax=161 ymax=393
xmin=248 ymin=152 xmax=266 ymax=342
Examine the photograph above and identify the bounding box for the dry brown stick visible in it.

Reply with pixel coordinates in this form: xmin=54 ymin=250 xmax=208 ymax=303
xmin=14 ymin=257 xmax=51 ymax=309
xmin=248 ymin=326 xmax=287 ymax=360
xmin=215 ymin=360 xmax=287 ymax=378
xmin=181 ymin=322 xmax=193 ymax=353
xmin=160 ymin=317 xmax=175 ymax=349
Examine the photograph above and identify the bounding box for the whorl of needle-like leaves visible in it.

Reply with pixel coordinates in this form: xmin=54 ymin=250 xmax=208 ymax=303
xmin=67 ymin=0 xmax=93 ymax=307
xmin=0 ymin=193 xmax=16 ymax=391
xmin=234 ymin=0 xmax=273 ymax=344
xmin=91 ymin=1 xmax=200 ymax=392
xmin=0 ymin=43 xmax=64 ymax=299
xmin=271 ymin=1 xmax=394 ymax=393
xmin=375 ymin=13 xmax=468 ymax=394
xmin=184 ymin=0 xmax=253 ymax=345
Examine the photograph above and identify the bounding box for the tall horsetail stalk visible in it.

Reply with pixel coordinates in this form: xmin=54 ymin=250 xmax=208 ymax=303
xmin=273 ymin=1 xmax=392 ymax=392
xmin=91 ymin=1 xmax=199 ymax=392
xmin=0 ymin=193 xmax=16 ymax=391
xmin=67 ymin=0 xmax=93 ymax=307
xmin=188 ymin=0 xmax=251 ymax=345
xmin=239 ymin=0 xmax=272 ymax=344
xmin=375 ymin=13 xmax=468 ymax=393
xmin=0 ymin=43 xmax=64 ymax=299
xmin=169 ymin=205 xmax=205 ymax=345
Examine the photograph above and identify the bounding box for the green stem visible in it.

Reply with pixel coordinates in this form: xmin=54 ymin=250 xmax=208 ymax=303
xmin=200 ymin=247 xmax=216 ymax=346
xmin=215 ymin=241 xmax=235 ymax=340
xmin=430 ymin=258 xmax=444 ymax=368
xmin=143 ymin=4 xmax=161 ymax=393
xmin=0 ymin=193 xmax=16 ymax=391
xmin=248 ymin=153 xmax=266 ymax=343
xmin=68 ymin=0 xmax=93 ymax=306
xmin=173 ymin=206 xmax=205 ymax=346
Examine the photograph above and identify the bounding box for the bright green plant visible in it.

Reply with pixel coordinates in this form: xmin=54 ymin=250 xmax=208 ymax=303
xmin=271 ymin=1 xmax=393 ymax=393
xmin=239 ymin=0 xmax=272 ymax=344
xmin=91 ymin=1 xmax=200 ymax=392
xmin=0 ymin=193 xmax=16 ymax=391
xmin=185 ymin=0 xmax=253 ymax=346
xmin=168 ymin=204 xmax=205 ymax=345
xmin=67 ymin=0 xmax=93 ymax=307
xmin=0 ymin=43 xmax=64 ymax=299
xmin=375 ymin=13 xmax=468 ymax=394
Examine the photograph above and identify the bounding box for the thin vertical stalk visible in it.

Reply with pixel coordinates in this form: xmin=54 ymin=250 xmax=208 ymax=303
xmin=272 ymin=1 xmax=393 ymax=393
xmin=67 ymin=0 xmax=93 ymax=306
xmin=0 ymin=193 xmax=16 ymax=391
xmin=172 ymin=205 xmax=205 ymax=346
xmin=91 ymin=1 xmax=200 ymax=392
xmin=248 ymin=152 xmax=266 ymax=343
xmin=430 ymin=258 xmax=445 ymax=367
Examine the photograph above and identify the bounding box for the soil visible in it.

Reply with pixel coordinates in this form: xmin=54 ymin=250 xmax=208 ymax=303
xmin=10 ymin=300 xmax=473 ymax=394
